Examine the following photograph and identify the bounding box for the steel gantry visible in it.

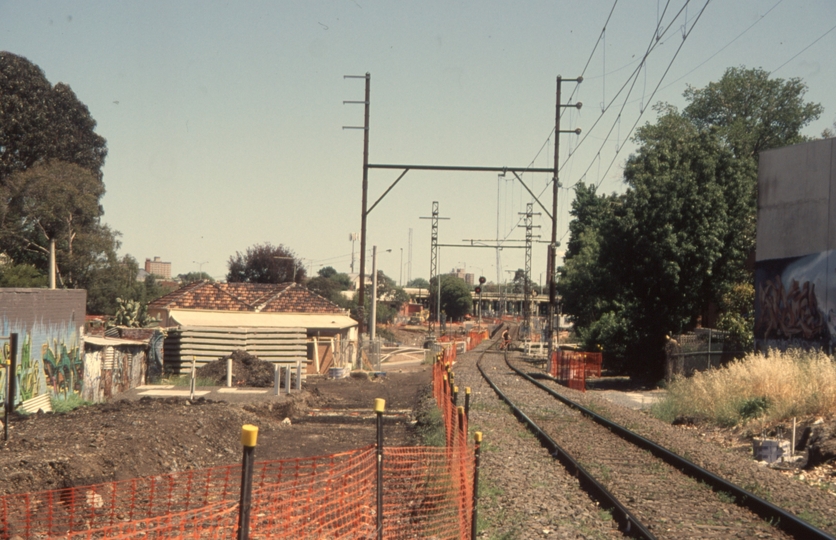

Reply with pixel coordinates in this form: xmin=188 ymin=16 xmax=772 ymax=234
xmin=519 ymin=203 xmax=540 ymax=340
xmin=344 ymin=73 xmax=581 ymax=361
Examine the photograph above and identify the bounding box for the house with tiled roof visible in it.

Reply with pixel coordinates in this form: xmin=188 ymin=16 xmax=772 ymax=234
xmin=148 ymin=281 xmax=357 ymax=375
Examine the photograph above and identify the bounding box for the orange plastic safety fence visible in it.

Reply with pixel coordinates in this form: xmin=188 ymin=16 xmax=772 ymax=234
xmin=0 ymin=345 xmax=478 ymax=539
xmin=384 ymin=446 xmax=473 ymax=540
xmin=551 ymin=350 xmax=586 ymax=392
xmin=0 ymin=448 xmax=379 ymax=540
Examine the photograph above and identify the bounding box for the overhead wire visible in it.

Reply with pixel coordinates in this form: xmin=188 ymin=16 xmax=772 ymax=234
xmin=592 ymin=0 xmax=712 ymax=190
xmin=494 ymin=1 xmax=622 ymax=254
xmin=770 ymin=22 xmax=836 ymax=75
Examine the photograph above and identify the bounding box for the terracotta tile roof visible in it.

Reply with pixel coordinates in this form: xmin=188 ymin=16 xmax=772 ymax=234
xmin=259 ymin=284 xmax=345 ymax=314
xmin=148 ymin=281 xmax=345 ymax=314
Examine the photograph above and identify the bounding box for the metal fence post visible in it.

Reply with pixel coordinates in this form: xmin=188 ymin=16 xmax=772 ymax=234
xmin=471 ymin=432 xmax=483 ymax=539
xmin=237 ymin=424 xmax=258 ymax=540
xmin=4 ymin=333 xmax=17 ymax=442
xmin=464 ymin=387 xmax=471 ymax=419
xmin=375 ymin=398 xmax=385 ymax=540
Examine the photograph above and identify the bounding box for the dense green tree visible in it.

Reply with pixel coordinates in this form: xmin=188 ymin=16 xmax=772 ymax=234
xmin=0 ymin=262 xmax=47 ymax=287
xmin=226 ymin=243 xmax=306 ymax=283
xmin=1 ymin=160 xmax=106 ymax=286
xmin=0 ymin=52 xmax=107 ymax=182
xmin=307 ymin=266 xmax=352 ymax=306
xmin=429 ymin=275 xmax=472 ymax=321
xmin=683 ymin=67 xmax=822 ymax=160
xmin=558 ymin=68 xmax=820 ymax=377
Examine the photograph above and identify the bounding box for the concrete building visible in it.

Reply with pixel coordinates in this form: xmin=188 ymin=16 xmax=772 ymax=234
xmin=145 ymin=256 xmax=172 ymax=280
xmin=755 ymin=137 xmax=836 ymax=351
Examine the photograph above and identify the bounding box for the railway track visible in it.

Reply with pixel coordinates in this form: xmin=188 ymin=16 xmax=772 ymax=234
xmin=466 ymin=332 xmax=834 ymax=539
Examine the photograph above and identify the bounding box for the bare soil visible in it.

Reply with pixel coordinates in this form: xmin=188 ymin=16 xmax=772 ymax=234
xmin=0 ymin=366 xmax=431 ymax=498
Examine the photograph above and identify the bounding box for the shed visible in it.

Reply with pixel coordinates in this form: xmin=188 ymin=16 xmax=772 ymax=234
xmin=148 ymin=281 xmax=358 ymax=374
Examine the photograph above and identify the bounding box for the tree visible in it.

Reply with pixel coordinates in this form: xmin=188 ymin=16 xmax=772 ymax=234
xmin=226 ymin=243 xmax=306 ymax=283
xmin=1 ymin=160 xmax=106 ymax=285
xmin=307 ymin=266 xmax=352 ymax=306
xmin=406 ymin=277 xmax=430 ymax=289
xmin=429 ymin=275 xmax=472 ymax=321
xmin=0 ymin=52 xmax=107 ymax=182
xmin=683 ymin=67 xmax=822 ymax=160
xmin=0 ymin=53 xmax=121 ymax=313
xmin=0 ymin=262 xmax=46 ymax=287
xmin=558 ymin=68 xmax=820 ymax=377
xmin=177 ymin=271 xmax=214 ymax=284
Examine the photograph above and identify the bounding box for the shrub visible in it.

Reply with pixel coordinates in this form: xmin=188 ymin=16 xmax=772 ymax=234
xmin=651 ymin=348 xmax=836 ymax=427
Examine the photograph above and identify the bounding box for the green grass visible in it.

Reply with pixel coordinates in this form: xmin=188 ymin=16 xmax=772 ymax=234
xmin=716 ymin=491 xmax=736 ymax=504
xmin=414 ymin=402 xmax=446 ymax=447
xmin=51 ymin=393 xmax=93 ymax=413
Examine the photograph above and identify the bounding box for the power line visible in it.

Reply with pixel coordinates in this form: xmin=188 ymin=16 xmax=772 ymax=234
xmin=522 ymin=0 xmax=620 ymax=173
xmin=564 ymin=0 xmax=690 ymax=182
xmin=660 ymin=0 xmax=784 ymax=91
xmin=770 ymin=22 xmax=836 ymax=75
xmin=593 ymin=0 xmax=712 ymax=189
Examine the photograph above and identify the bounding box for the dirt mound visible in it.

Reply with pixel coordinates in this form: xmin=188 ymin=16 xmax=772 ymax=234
xmin=196 ymin=350 xmax=276 ymax=387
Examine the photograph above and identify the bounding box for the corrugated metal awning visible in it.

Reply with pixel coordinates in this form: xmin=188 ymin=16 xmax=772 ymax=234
xmin=168 ymin=309 xmax=358 ymax=330
xmin=85 ymin=336 xmax=147 ymax=346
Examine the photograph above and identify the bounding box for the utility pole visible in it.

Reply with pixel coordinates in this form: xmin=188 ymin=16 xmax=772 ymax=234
xmin=548 ymin=75 xmax=583 ymax=373
xmin=343 ymin=73 xmax=371 ymax=343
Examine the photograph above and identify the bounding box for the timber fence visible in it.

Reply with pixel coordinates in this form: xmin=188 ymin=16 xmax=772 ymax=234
xmin=0 ymin=332 xmax=486 ymax=539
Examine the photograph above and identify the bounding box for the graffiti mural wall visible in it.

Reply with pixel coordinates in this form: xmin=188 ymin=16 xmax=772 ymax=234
xmin=755 ymin=251 xmax=836 ymax=351
xmin=0 ymin=289 xmax=85 ymax=409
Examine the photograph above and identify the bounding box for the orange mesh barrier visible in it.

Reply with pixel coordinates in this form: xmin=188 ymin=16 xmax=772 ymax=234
xmin=0 ymin=346 xmax=478 ymax=539
xmin=550 ymin=350 xmax=586 ymax=392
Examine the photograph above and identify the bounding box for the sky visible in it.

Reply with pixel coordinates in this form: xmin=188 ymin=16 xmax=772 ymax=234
xmin=1 ymin=1 xmax=834 ymax=286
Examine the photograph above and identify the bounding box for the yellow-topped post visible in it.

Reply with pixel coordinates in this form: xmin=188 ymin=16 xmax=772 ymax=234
xmin=237 ymin=424 xmax=259 ymax=540
xmin=374 ymin=398 xmax=386 ymax=540
xmin=472 ymin=431 xmax=484 ymax=539
xmin=464 ymin=387 xmax=472 ymax=418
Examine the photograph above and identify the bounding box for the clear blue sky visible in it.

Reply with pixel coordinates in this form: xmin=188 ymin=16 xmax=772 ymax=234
xmin=1 ymin=1 xmax=834 ymax=285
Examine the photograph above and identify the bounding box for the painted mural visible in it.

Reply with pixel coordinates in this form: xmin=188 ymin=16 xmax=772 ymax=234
xmin=0 ymin=319 xmax=69 ymax=407
xmin=754 ymin=250 xmax=836 ymax=351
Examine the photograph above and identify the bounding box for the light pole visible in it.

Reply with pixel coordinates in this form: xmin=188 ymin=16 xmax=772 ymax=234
xmin=193 ymin=261 xmax=208 ymax=277
xmin=399 ymin=248 xmax=403 ymax=286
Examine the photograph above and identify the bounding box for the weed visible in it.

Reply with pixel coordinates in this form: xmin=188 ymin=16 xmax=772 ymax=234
xmin=716 ymin=491 xmax=736 ymax=504
xmin=597 ymin=509 xmax=613 ymax=521
xmin=797 ymin=510 xmax=828 ymax=529
xmin=51 ymin=393 xmax=92 ymax=413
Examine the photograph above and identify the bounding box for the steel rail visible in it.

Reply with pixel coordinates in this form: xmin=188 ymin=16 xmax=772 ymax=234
xmin=506 ymin=358 xmax=834 ymax=540
xmin=476 ymin=351 xmax=655 ymax=540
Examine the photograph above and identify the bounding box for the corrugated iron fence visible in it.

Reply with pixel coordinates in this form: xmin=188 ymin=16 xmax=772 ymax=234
xmin=0 ymin=333 xmax=485 ymax=539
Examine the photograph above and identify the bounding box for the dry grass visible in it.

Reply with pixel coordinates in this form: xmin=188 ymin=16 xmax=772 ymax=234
xmin=653 ymin=349 xmax=836 ymax=427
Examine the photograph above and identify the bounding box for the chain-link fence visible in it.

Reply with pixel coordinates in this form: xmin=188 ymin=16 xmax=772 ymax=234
xmin=665 ymin=328 xmax=747 ymax=381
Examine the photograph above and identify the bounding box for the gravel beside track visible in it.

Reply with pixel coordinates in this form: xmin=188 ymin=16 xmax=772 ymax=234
xmin=453 ymin=346 xmax=624 ymax=539
xmin=496 ymin=354 xmax=794 ymax=539
xmin=502 ymin=356 xmax=836 ymax=537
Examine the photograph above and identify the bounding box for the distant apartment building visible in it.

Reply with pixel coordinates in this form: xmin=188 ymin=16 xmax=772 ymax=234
xmin=450 ymin=268 xmax=475 ymax=286
xmin=145 ymin=256 xmax=172 ymax=280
